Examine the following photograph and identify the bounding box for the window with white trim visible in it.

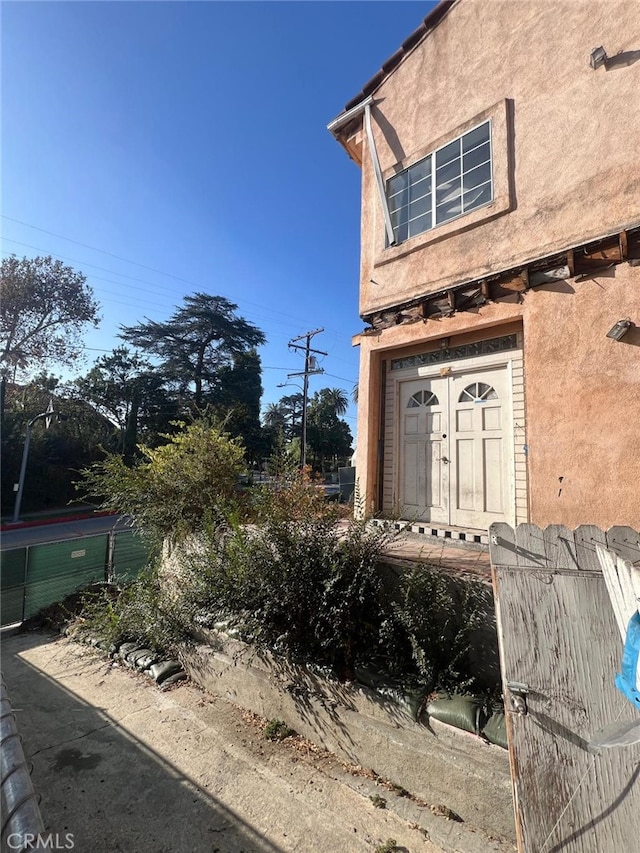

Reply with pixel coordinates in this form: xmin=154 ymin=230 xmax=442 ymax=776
xmin=386 ymin=121 xmax=493 ymax=244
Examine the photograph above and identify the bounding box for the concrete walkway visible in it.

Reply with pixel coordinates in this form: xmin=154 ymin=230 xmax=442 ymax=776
xmin=381 ymin=535 xmax=491 ymax=580
xmin=2 ymin=631 xmax=455 ymax=853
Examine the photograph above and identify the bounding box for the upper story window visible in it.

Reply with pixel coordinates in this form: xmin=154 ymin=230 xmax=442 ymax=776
xmin=386 ymin=121 xmax=492 ymax=244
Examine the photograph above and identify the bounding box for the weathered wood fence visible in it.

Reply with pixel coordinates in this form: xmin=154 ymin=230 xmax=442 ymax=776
xmin=489 ymin=524 xmax=640 ymax=853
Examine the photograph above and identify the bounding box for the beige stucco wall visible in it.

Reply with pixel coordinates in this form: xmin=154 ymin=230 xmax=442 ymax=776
xmin=522 ymin=264 xmax=640 ymax=528
xmin=354 ymin=263 xmax=640 ymax=528
xmin=344 ymin=0 xmax=640 ymax=530
xmin=357 ymin=0 xmax=640 ymax=316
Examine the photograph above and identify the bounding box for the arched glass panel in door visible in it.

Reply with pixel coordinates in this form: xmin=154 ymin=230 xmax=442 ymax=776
xmin=407 ymin=390 xmax=439 ymax=408
xmin=458 ymin=382 xmax=498 ymax=403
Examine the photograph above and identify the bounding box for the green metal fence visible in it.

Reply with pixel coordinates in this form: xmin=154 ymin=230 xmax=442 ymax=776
xmin=0 ymin=530 xmax=151 ymax=627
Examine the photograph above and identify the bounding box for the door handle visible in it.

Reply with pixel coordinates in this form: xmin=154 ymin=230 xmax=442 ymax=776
xmin=441 ymin=456 xmax=450 ymax=464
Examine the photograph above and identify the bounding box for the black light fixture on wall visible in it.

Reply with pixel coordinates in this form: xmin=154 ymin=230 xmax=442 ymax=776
xmin=590 ymin=46 xmax=609 ymax=70
xmin=606 ymin=318 xmax=634 ymax=341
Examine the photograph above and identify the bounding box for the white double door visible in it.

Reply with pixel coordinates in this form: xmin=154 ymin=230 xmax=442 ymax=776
xmin=399 ymin=365 xmax=513 ymax=529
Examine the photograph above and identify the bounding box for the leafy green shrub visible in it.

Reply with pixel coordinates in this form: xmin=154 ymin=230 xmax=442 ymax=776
xmin=76 ymin=418 xmax=245 ymax=541
xmin=392 ymin=565 xmax=494 ymax=694
xmin=374 ymin=842 xmax=399 ymax=853
xmin=264 ymin=719 xmax=294 ymax=741
xmin=184 ymin=474 xmax=399 ymax=680
xmin=78 ymin=563 xmax=194 ymax=653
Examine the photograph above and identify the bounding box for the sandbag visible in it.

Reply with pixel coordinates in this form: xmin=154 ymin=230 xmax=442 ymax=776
xmin=426 ymin=694 xmax=483 ymax=734
xmin=482 ymin=710 xmax=508 ymax=749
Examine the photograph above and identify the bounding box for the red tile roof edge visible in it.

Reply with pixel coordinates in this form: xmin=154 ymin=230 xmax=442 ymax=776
xmin=343 ymin=0 xmax=456 ymax=114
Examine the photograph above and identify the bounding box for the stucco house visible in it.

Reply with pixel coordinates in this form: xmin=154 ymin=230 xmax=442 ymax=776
xmin=329 ymin=0 xmax=640 ymax=535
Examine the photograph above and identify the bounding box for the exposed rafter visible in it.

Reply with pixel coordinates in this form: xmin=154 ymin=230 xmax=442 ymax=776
xmin=362 ymin=226 xmax=640 ymax=331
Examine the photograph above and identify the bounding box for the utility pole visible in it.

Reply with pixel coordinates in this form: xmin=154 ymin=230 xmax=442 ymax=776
xmin=287 ymin=328 xmax=326 ymax=469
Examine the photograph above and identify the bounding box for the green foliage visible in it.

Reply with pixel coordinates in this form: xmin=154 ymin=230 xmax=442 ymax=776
xmin=183 ymin=475 xmax=399 ymax=680
xmin=392 ymin=566 xmax=494 ymax=694
xmin=369 ymin=795 xmax=387 ymax=810
xmin=0 ymin=377 xmax=114 ymax=514
xmin=78 ymin=564 xmax=193 ymax=653
xmin=211 ymin=349 xmax=264 ymax=465
xmin=74 ymin=346 xmax=178 ymax=453
xmin=263 ymin=393 xmax=303 ymax=443
xmin=120 ymin=292 xmax=265 ymax=409
xmin=76 ymin=418 xmax=245 ymax=541
xmin=264 ymin=719 xmax=294 ymax=741
xmin=374 ymin=840 xmax=399 ymax=853
xmin=306 ymin=388 xmax=353 ymax=471
xmin=1 ymin=255 xmax=99 ymax=375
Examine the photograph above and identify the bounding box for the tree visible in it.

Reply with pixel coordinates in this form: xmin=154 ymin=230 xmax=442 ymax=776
xmin=262 ymin=392 xmax=304 ymax=462
xmin=321 ymin=388 xmax=349 ymax=416
xmin=263 ymin=393 xmax=303 ymax=442
xmin=306 ymin=389 xmax=353 ymax=472
xmin=120 ymin=293 xmax=265 ymax=409
xmin=212 ymin=349 xmax=265 ymax=465
xmin=73 ymin=346 xmax=178 ymax=455
xmin=1 ymin=255 xmax=100 ymax=376
xmin=1 ymin=376 xmax=114 ymax=513
xmin=76 ymin=418 xmax=246 ymax=541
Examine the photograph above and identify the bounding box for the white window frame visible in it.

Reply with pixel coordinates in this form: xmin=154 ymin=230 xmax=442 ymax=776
xmin=386 ymin=120 xmax=493 ymax=245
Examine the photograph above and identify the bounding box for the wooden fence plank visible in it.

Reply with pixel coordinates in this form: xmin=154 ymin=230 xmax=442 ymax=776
xmin=489 ymin=522 xmax=517 ymax=567
xmin=515 ymin=524 xmax=547 ymax=568
xmin=491 ymin=524 xmax=640 ymax=853
xmin=606 ymin=526 xmax=640 ymax=565
xmin=495 ymin=562 xmax=640 ymax=852
xmin=543 ymin=525 xmax=579 ymax=571
xmin=574 ymin=525 xmax=608 ymax=573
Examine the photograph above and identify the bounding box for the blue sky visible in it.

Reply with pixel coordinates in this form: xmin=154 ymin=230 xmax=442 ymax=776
xmin=1 ymin=0 xmax=435 ymax=435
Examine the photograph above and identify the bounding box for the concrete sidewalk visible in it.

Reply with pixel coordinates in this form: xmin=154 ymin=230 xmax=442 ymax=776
xmin=2 ymin=631 xmax=458 ymax=853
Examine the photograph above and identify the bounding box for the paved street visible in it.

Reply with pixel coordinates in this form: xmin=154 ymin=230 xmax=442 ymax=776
xmin=0 ymin=515 xmax=130 ymax=551
xmin=2 ymin=631 xmax=457 ymax=853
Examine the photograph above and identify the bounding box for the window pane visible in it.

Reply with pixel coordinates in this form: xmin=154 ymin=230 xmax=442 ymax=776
xmin=436 ymin=196 xmax=462 ymax=223
xmin=436 ymin=154 xmax=461 ymax=183
xmin=394 ymin=220 xmax=409 ymax=243
xmin=463 ymin=140 xmax=491 ymax=172
xmin=463 ymin=182 xmax=492 ymax=211
xmin=408 ymin=155 xmax=431 ymax=183
xmin=462 ymin=122 xmax=490 ymax=153
xmin=409 ymin=191 xmax=431 ymax=220
xmin=391 ymin=205 xmax=409 ymax=228
xmin=436 ymin=176 xmax=461 ymax=206
xmin=463 ymin=161 xmax=491 ymax=192
xmin=436 ymin=138 xmax=460 ymax=168
xmin=388 ymin=189 xmax=409 ymax=214
xmin=386 ymin=122 xmax=491 ymax=243
xmin=408 ymin=212 xmax=432 ymax=237
xmin=409 ymin=174 xmax=430 ymax=201
xmin=388 ymin=171 xmax=408 ymax=195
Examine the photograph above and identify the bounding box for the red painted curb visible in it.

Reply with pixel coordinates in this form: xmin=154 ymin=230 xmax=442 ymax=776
xmin=1 ymin=511 xmax=117 ymax=532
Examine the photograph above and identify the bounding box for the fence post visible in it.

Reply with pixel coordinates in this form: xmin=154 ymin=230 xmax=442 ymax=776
xmin=106 ymin=531 xmax=115 ymax=583
xmin=21 ymin=546 xmax=29 ymax=624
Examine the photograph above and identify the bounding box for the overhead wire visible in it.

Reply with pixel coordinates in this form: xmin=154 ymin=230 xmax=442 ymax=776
xmin=0 ymin=226 xmax=359 ymax=348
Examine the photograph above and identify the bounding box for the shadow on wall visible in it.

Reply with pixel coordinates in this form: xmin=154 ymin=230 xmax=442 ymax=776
xmin=618 ymin=323 xmax=640 ymax=347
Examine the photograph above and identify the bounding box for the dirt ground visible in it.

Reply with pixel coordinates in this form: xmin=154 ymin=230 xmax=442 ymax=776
xmin=2 ymin=630 xmax=478 ymax=853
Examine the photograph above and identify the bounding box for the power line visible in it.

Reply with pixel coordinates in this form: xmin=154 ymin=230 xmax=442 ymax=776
xmin=1 ymin=214 xmax=205 ymax=288
xmin=0 ymin=224 xmax=360 ymax=349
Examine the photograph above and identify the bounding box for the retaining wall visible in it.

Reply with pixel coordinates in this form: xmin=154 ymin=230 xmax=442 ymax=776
xmin=181 ymin=628 xmax=515 ymax=843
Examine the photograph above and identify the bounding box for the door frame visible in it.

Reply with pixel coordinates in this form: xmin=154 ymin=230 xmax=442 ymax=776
xmin=392 ymin=349 xmax=518 ymax=528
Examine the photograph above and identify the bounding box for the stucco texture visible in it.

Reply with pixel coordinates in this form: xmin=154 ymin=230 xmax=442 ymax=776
xmin=343 ymin=0 xmax=640 ymax=530
xmin=357 ymin=0 xmax=640 ymax=315
xmin=522 ymin=265 xmax=640 ymax=528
